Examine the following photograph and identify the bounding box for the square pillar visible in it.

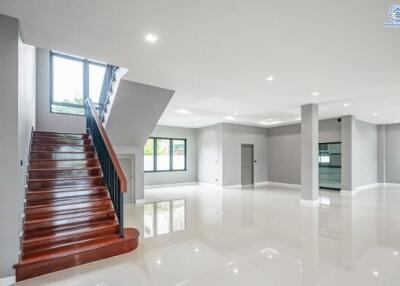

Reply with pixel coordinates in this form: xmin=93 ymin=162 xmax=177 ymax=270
xmin=301 ymin=104 xmax=319 ymax=205
xmin=341 ymin=115 xmax=355 ymax=192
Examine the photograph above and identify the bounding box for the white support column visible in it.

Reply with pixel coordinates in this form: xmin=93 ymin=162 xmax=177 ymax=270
xmin=300 ymin=104 xmax=319 ymax=206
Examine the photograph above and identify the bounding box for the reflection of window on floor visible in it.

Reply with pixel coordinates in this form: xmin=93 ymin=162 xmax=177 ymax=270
xmin=144 ymin=199 xmax=186 ymax=238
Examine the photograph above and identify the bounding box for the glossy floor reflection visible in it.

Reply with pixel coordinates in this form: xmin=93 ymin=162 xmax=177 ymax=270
xmin=16 ymin=184 xmax=400 ymax=286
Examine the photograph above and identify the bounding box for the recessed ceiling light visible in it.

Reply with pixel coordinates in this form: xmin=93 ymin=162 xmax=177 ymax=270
xmin=145 ymin=33 xmax=158 ymax=43
xmin=372 ymin=270 xmax=379 ymax=276
xmin=156 ymin=259 xmax=162 ymax=265
xmin=266 ymin=76 xmax=275 ymax=81
xmin=393 ymin=251 xmax=399 ymax=256
xmin=344 ymin=102 xmax=350 ymax=107
xmin=224 ymin=116 xmax=237 ymax=121
xmin=176 ymin=109 xmax=190 ymax=114
xmin=194 ymin=248 xmax=200 ymax=252
xmin=233 ymin=268 xmax=239 ymax=274
xmin=373 ymin=113 xmax=379 ymax=117
xmin=311 ymin=92 xmax=320 ymax=96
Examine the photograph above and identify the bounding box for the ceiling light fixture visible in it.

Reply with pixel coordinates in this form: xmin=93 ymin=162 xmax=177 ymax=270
xmin=176 ymin=109 xmax=190 ymax=114
xmin=311 ymin=92 xmax=320 ymax=96
xmin=233 ymin=268 xmax=239 ymax=274
xmin=266 ymin=76 xmax=275 ymax=81
xmin=372 ymin=270 xmax=379 ymax=276
xmin=344 ymin=102 xmax=350 ymax=107
xmin=145 ymin=33 xmax=158 ymax=43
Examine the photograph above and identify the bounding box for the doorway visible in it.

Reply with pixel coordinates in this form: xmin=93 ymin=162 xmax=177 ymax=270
xmin=319 ymin=142 xmax=341 ymax=190
xmin=241 ymin=144 xmax=254 ymax=186
xmin=118 ymin=155 xmax=135 ymax=203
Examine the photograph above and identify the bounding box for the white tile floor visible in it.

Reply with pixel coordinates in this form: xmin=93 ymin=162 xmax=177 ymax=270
xmin=16 ymin=184 xmax=400 ymax=286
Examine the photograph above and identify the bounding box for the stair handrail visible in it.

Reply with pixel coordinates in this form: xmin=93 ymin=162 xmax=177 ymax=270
xmin=85 ymin=97 xmax=126 ymax=237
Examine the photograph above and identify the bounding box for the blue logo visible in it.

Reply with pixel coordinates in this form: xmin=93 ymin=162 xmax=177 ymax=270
xmin=385 ymin=5 xmax=400 ymax=27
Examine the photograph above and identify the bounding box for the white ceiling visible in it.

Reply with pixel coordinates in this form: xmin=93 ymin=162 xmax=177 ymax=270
xmin=1 ymin=0 xmax=399 ymax=128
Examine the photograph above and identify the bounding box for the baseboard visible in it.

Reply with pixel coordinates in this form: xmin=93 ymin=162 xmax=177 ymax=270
xmin=341 ymin=183 xmax=383 ymax=196
xmin=300 ymin=199 xmax=320 ymax=207
xmin=254 ymin=181 xmax=269 ymax=187
xmin=0 ymin=276 xmax=15 ymax=286
xmin=145 ymin=181 xmax=198 ymax=189
xmin=267 ymin=181 xmax=301 ymax=190
xmin=223 ymin=184 xmax=242 ymax=189
xmin=198 ymin=182 xmax=223 ymax=189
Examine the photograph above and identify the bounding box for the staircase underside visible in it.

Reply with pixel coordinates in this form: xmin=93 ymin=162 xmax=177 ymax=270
xmin=14 ymin=131 xmax=139 ymax=281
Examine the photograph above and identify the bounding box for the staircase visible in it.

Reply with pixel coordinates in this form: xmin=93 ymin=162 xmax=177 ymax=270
xmin=14 ymin=129 xmax=139 ymax=281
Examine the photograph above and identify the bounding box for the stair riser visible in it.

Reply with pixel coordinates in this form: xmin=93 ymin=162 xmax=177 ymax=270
xmin=32 ymin=138 xmax=91 ymax=145
xmin=31 ymin=145 xmax=93 ymax=152
xmin=29 ymin=169 xmax=102 ymax=180
xmin=28 ymin=177 xmax=103 ymax=189
xmin=23 ymin=233 xmax=120 ymax=259
xmin=33 ymin=133 xmax=89 ymax=139
xmin=22 ymin=225 xmax=119 ymax=253
xmin=24 ymin=212 xmax=115 ymax=232
xmin=29 ymin=159 xmax=99 ymax=169
xmin=27 ymin=189 xmax=107 ymax=202
xmin=30 ymin=153 xmax=96 ymax=160
xmin=25 ymin=204 xmax=113 ymax=221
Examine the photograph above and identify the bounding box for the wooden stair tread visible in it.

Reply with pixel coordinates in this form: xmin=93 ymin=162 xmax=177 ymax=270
xmin=25 ymin=208 xmax=115 ymax=224
xmin=17 ymin=228 xmax=139 ymax=266
xmin=27 ymin=185 xmax=107 ymax=193
xmin=26 ymin=196 xmax=109 ymax=209
xmin=23 ymin=221 xmax=119 ymax=244
xmin=28 ymin=175 xmax=103 ymax=182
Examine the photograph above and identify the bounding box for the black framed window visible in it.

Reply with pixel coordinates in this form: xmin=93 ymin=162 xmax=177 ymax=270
xmin=144 ymin=137 xmax=187 ymax=172
xmin=50 ymin=51 xmax=106 ymax=115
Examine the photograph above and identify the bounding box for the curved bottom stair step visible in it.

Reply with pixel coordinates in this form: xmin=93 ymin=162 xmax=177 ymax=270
xmin=15 ymin=228 xmax=140 ymax=282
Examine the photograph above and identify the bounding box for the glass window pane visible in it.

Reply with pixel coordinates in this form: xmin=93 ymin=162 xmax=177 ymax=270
xmin=172 ymin=199 xmax=185 ymax=232
xmin=144 ymin=139 xmax=154 ymax=171
xmin=172 ymin=140 xmax=186 ymax=170
xmin=51 ymin=104 xmax=85 ymax=115
xmin=156 ymin=139 xmax=170 ymax=171
xmin=89 ymin=63 xmax=106 ymax=104
xmin=144 ymin=203 xmax=155 ymax=238
xmin=156 ymin=201 xmax=170 ymax=235
xmin=52 ymin=55 xmax=84 ymax=105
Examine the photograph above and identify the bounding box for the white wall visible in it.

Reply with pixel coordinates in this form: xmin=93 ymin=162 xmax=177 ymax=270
xmin=353 ymin=120 xmax=378 ymax=188
xmin=0 ymin=14 xmax=36 ymax=278
xmin=35 ymin=48 xmax=86 ymax=133
xmin=197 ymin=124 xmax=223 ymax=185
xmin=144 ymin=126 xmax=198 ymax=186
xmin=384 ymin=124 xmax=400 ymax=183
xmin=222 ymin=123 xmax=268 ymax=186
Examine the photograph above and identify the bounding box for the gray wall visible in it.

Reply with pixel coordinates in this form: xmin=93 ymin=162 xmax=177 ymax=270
xmin=385 ymin=124 xmax=400 ymax=183
xmin=144 ymin=126 xmax=198 ymax=186
xmin=267 ymin=118 xmax=341 ymax=185
xmin=353 ymin=119 xmax=378 ymax=187
xmin=197 ymin=124 xmax=223 ymax=185
xmin=267 ymin=124 xmax=301 ymax=185
xmin=222 ymin=123 xmax=268 ymax=186
xmin=0 ymin=15 xmax=36 ymax=278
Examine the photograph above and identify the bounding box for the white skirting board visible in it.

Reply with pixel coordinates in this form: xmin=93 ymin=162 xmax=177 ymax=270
xmin=341 ymin=183 xmax=384 ymax=196
xmin=0 ymin=276 xmax=15 ymax=286
xmin=266 ymin=181 xmax=302 ymax=190
xmin=145 ymin=182 xmax=199 ymax=189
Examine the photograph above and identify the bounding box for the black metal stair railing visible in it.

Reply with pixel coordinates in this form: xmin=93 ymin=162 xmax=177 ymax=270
xmin=85 ymin=98 xmax=126 ymax=238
